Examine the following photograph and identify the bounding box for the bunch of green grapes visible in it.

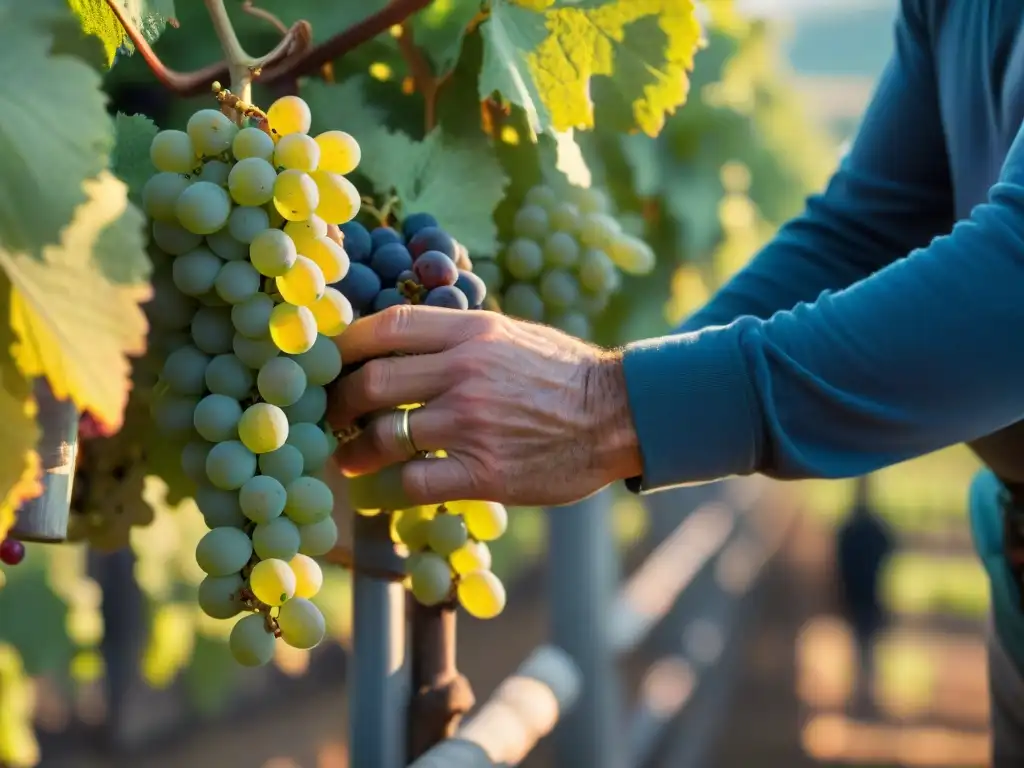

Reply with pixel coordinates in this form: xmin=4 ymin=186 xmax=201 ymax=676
xmin=491 ymin=185 xmax=656 ymax=338
xmin=144 ymin=92 xmax=358 ymax=667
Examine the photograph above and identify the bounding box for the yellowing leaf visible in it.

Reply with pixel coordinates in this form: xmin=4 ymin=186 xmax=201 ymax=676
xmin=1 ymin=172 xmax=151 ymax=433
xmin=66 ymin=0 xmax=176 ymax=67
xmin=482 ymin=0 xmax=703 ymax=136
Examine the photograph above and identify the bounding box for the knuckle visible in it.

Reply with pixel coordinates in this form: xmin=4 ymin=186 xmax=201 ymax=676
xmin=376 ymin=304 xmax=414 ymax=341
xmin=360 ymin=359 xmax=392 ymax=403
xmin=451 ymin=343 xmax=491 ymax=380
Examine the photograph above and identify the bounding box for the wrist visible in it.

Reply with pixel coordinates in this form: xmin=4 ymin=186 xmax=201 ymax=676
xmin=583 ymin=350 xmax=643 ymax=484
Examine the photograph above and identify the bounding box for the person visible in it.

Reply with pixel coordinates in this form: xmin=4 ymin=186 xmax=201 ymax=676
xmin=327 ymin=0 xmax=1024 ymax=760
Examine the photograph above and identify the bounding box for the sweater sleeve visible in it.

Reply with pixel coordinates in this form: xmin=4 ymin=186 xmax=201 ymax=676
xmin=680 ymin=0 xmax=953 ymax=333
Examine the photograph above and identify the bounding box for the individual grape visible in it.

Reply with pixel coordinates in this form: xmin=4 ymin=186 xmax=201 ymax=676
xmin=233 ymin=333 xmax=280 ymax=369
xmin=267 ymin=95 xmax=312 ymax=136
xmin=206 ymin=227 xmax=248 ymax=261
xmin=578 ymin=212 xmax=621 ymax=249
xmin=501 ymin=282 xmax=544 ymax=321
xmin=424 ymin=285 xmax=469 ymax=309
xmin=503 ymin=239 xmax=544 ymax=280
xmin=268 ymin=303 xmax=317 ymax=354
xmin=457 ymin=570 xmax=506 ymax=619
xmin=570 ymin=186 xmax=612 ymax=214
xmin=449 ymin=540 xmax=492 ymax=575
xmin=198 ymin=573 xmax=244 ymax=620
xmin=283 ymin=476 xmax=333 ymax=525
xmin=191 ymin=306 xmax=235 ymax=354
xmin=161 ymin=345 xmax=210 ymax=395
xmin=206 ymin=440 xmax=257 ymax=490
xmin=215 ymin=260 xmax=261 ymax=304
xmin=250 ymin=228 xmax=298 ymax=277
xmin=152 ymin=220 xmax=202 ymax=256
xmin=143 ymin=172 xmax=191 ymax=221
xmin=408 ymin=227 xmax=456 ymax=260
xmin=229 ymin=613 xmax=276 ymax=667
xmin=238 ymin=402 xmax=289 ymax=454
xmin=315 ymin=130 xmax=360 ymax=174
xmin=292 ymin=334 xmax=342 ymax=386
xmin=233 ymin=126 xmax=275 ymax=161
xmin=152 ymin=393 xmax=200 ymax=437
xmin=193 ymin=393 xmax=242 ymax=442
xmin=177 ymin=181 xmax=232 ymax=236
xmin=513 ymin=205 xmax=550 ymax=240
xmin=205 ymin=354 xmax=254 ymax=400
xmin=172 ymin=247 xmax=222 ymax=297
xmin=578 ymin=291 xmax=610 ymax=316
xmin=550 ymin=201 xmax=581 ymax=233
xmin=402 ymin=212 xmax=438 ymax=240
xmin=578 ymin=248 xmax=617 ymax=294
xmin=549 ymin=311 xmax=591 ymax=339
xmin=539 ymin=269 xmax=579 ymax=311
xmin=370 ymin=226 xmax=403 ymax=251
xmin=195 ymin=484 xmax=247 ymax=528
xmin=252 ymin=516 xmax=301 ymax=560
xmin=409 ymin=553 xmax=453 ymax=606
xmin=372 ymin=287 xmax=407 ymax=312
xmin=370 ymin=243 xmax=413 ymax=285
xmin=195 ymin=526 xmax=253 ymax=576
xmin=239 ymin=475 xmax=287 ymax=524
xmin=231 ymin=293 xmax=274 ymax=339
xmin=336 ymin=262 xmax=381 ymax=312
xmin=607 ymin=234 xmax=656 ymax=275
xmin=390 ymin=507 xmax=432 ymax=549
xmin=257 ymin=356 xmax=307 ymax=406
xmin=274 ymin=133 xmax=320 ymax=172
xmin=282 ymin=385 xmax=326 ymax=424
xmin=199 ymin=159 xmax=231 ymax=186
xmin=228 ymin=157 xmax=277 ymax=206
xmin=413 ymin=251 xmax=458 ymax=289
xmin=150 ymin=129 xmax=197 ymax=174
xmin=297 ymin=516 xmax=338 ymax=557
xmin=181 ymin=440 xmax=213 ymax=484
xmin=277 ymin=255 xmax=326 ymax=307
xmin=543 ymin=231 xmax=580 ymax=268
xmin=339 ymin=221 xmax=372 ymax=264
xmin=187 ymin=108 xmax=237 ymax=156
xmin=249 ymin=558 xmax=296 ymax=606
xmin=277 ymin=597 xmax=326 ymax=649
xmin=228 ymin=206 xmax=270 ymax=244
xmin=290 ymin=554 xmax=323 ymax=599
xmin=471 ymin=260 xmax=503 ymax=295
xmin=524 ymin=185 xmax=558 ymax=210
xmin=305 ymin=237 xmax=349 ymax=284
xmin=454 ymin=501 xmax=508 ymax=541
xmin=274 ymin=170 xmax=319 ymax=221
xmin=284 ymin=216 xmax=328 ymax=255
xmin=455 ymin=270 xmax=487 ymax=308
xmin=427 ymin=513 xmax=468 ymax=557
xmin=259 ymin=445 xmax=305 ymax=486
xmin=311 ymin=171 xmax=360 ymax=224
xmin=0 ymin=539 xmax=25 ymax=566
xmin=310 ymin=288 xmax=353 ymax=336
xmin=284 ymin=423 xmax=331 ymax=473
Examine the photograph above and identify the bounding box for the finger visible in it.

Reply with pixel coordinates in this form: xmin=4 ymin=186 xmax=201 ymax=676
xmin=327 ymin=353 xmax=452 ymax=428
xmin=336 ymin=304 xmax=493 ymax=365
xmin=402 ymin=456 xmax=480 ymax=506
xmin=334 ymin=407 xmax=454 ymax=477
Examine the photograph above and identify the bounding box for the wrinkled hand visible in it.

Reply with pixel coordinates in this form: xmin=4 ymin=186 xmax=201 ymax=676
xmin=327 ymin=306 xmax=642 ymax=507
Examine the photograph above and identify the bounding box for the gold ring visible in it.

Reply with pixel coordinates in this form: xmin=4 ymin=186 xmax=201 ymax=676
xmin=392 ymin=408 xmax=419 ymax=458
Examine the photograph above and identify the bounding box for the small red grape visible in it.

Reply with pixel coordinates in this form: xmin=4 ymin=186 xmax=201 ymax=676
xmin=0 ymin=538 xmax=26 ymax=566
xmin=413 ymin=251 xmax=459 ymax=289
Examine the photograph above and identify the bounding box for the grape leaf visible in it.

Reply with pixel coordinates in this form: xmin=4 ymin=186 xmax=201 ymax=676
xmin=0 ymin=172 xmax=151 ymax=433
xmin=412 ymin=0 xmax=482 ymax=76
xmin=480 ymin=0 xmax=702 ymax=136
xmin=0 ymin=7 xmax=113 ymax=259
xmin=303 ymin=77 xmax=387 ymax=143
xmin=111 ymin=112 xmax=158 ymax=206
xmin=66 ymin=0 xmax=176 ymax=67
xmin=0 ymin=0 xmax=108 ymax=71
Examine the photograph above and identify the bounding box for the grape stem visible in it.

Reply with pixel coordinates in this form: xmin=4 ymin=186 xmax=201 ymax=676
xmin=395 ymin=22 xmax=447 ymax=133
xmin=324 ymin=543 xmax=407 ymax=582
xmin=241 ymin=0 xmax=288 ymax=35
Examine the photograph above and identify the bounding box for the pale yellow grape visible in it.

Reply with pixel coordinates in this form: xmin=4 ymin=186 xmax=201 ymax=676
xmin=409 ymin=552 xmax=453 ymax=606
xmin=187 ymin=108 xmax=237 ymax=156
xmin=314 ymin=130 xmax=360 ymax=174
xmin=305 ymin=237 xmax=349 ymax=283
xmin=607 ymin=234 xmax=656 ymax=275
xmin=449 ymin=501 xmax=508 ymax=542
xmin=289 ymin=554 xmax=323 ymax=598
xmin=232 ymin=126 xmax=275 ymax=161
xmin=267 ymin=95 xmax=312 ymax=137
xmin=274 ymin=170 xmax=319 ymax=221
xmin=276 ymin=255 xmax=326 ymax=307
xmin=457 ymin=570 xmax=506 ymax=619
xmin=238 ymin=402 xmax=289 ymax=454
xmin=250 ymin=229 xmax=297 ymax=277
xmin=150 ymin=129 xmax=196 ymax=174
xmin=284 ymin=216 xmax=328 ymax=255
xmin=274 ymin=133 xmax=320 ymax=172
xmin=449 ymin=540 xmax=492 ymax=576
xmin=248 ymin=558 xmax=296 ymax=606
xmin=228 ymin=157 xmax=277 ymax=206
xmin=277 ymin=597 xmax=326 ymax=649
xmin=311 ymin=171 xmax=360 ymax=224
xmin=310 ymin=288 xmax=353 ymax=336
xmin=269 ymin=303 xmax=317 ymax=354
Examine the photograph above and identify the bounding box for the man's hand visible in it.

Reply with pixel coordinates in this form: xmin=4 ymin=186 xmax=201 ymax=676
xmin=327 ymin=305 xmax=643 ymax=507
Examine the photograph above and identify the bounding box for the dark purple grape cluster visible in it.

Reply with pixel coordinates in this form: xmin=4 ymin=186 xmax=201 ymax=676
xmin=333 ymin=213 xmax=487 ymax=318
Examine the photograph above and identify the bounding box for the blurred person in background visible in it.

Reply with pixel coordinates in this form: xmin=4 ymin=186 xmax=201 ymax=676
xmin=328 ymin=1 xmax=1024 ymax=762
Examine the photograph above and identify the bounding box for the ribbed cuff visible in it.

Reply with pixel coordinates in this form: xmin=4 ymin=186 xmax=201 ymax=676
xmin=621 ymin=326 xmax=761 ymax=493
